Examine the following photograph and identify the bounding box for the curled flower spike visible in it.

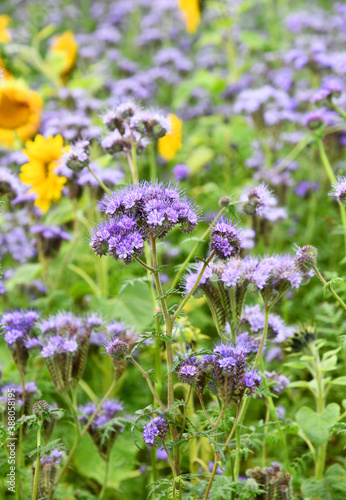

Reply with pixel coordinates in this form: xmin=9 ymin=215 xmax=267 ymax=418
xmin=142 ymin=416 xmax=169 ymax=448
xmin=210 ymin=217 xmax=243 ymax=260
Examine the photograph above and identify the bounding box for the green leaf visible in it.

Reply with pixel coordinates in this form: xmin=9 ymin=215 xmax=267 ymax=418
xmin=5 ymin=263 xmax=42 ymax=291
xmin=296 ymin=404 xmax=340 ymax=447
xmin=187 ymin=146 xmax=214 ymax=174
xmin=331 ymin=376 xmax=346 ymax=386
xmin=289 ymin=381 xmax=311 ymax=389
xmin=321 ymin=354 xmax=338 ymax=372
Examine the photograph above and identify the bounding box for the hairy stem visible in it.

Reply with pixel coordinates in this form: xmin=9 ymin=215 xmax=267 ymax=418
xmin=313 ymin=265 xmax=346 ymax=311
xmin=172 ymin=252 xmax=215 ymax=322
xmin=129 ymin=357 xmax=166 ymax=410
xmin=31 ymin=423 xmax=41 ymax=500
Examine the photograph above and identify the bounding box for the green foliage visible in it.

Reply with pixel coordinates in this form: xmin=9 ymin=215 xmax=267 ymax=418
xmin=296 ymin=404 xmax=340 ymax=447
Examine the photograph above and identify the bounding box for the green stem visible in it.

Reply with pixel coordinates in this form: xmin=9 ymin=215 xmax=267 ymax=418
xmin=313 ymin=265 xmax=346 ymax=311
xmin=259 ymin=357 xmax=291 ymax=472
xmin=233 ymin=426 xmax=241 ymax=481
xmin=148 ymin=143 xmax=157 ymax=181
xmin=205 ymin=405 xmax=241 ymax=499
xmin=330 ymin=101 xmax=346 ymax=121
xmin=99 ymin=456 xmax=109 ymax=499
xmin=56 ymin=378 xmax=116 ymax=486
xmin=253 ymin=307 xmax=270 ymax=368
xmin=172 ymin=252 xmax=215 ymax=322
xmin=313 ymin=346 xmax=327 ymax=480
xmin=78 ymin=380 xmax=99 ymax=404
xmin=86 ymin=164 xmax=111 ymax=195
xmin=32 ymin=423 xmax=41 ymax=500
xmin=276 ymin=134 xmax=312 ymax=173
xmin=129 ymin=357 xmax=166 ymax=411
xmin=171 ymin=207 xmax=226 ymax=289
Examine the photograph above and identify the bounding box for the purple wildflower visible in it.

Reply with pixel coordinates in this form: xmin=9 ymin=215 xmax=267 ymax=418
xmin=143 ymin=416 xmax=168 ymax=448
xmin=210 ymin=218 xmax=243 ymax=260
xmin=330 ymin=176 xmax=346 ymax=204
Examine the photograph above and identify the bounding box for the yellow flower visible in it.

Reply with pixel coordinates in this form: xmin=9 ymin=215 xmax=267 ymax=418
xmin=158 ymin=114 xmax=183 ymax=161
xmin=0 ymin=80 xmax=42 ymax=147
xmin=178 ymin=0 xmax=201 ymax=33
xmin=50 ymin=31 xmax=78 ymax=76
xmin=0 ymin=15 xmax=11 ymax=43
xmin=0 ymin=57 xmax=12 ymax=80
xmin=19 ymin=135 xmax=68 ymax=213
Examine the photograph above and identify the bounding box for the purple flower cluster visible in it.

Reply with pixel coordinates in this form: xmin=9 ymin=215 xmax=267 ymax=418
xmin=220 ymin=255 xmax=303 ymax=292
xmin=79 ymin=398 xmax=127 ymax=459
xmin=240 ymin=183 xmax=287 ymax=221
xmin=242 ymin=305 xmax=295 ymax=343
xmin=330 ymin=176 xmax=346 ymax=204
xmin=210 ymin=218 xmax=243 ymax=260
xmin=91 ymin=182 xmax=199 ymax=263
xmin=294 ymin=245 xmax=317 ymax=278
xmin=36 ymin=312 xmax=101 ymax=392
xmin=101 ymin=101 xmax=169 ymax=155
xmin=40 ymin=449 xmax=63 ymax=466
xmin=202 ymin=343 xmax=262 ymax=406
xmin=58 ymin=139 xmax=90 ymax=173
xmin=265 ymin=371 xmax=290 ymax=394
xmin=175 ymin=343 xmax=262 ymax=406
xmin=142 ymin=416 xmax=168 ymax=448
xmin=2 ymin=310 xmax=40 ymax=375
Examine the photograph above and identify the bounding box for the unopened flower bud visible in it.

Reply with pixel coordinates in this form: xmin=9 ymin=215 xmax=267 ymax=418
xmin=33 ymin=400 xmax=50 ymax=419
xmin=295 ymin=245 xmax=318 ymax=274
xmin=218 ymin=196 xmax=232 ymax=208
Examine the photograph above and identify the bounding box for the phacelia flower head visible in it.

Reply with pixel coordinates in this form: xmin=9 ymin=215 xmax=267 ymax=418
xmin=143 ymin=416 xmax=168 ymax=448
xmin=92 ymin=181 xmax=199 ymax=264
xmin=174 ymin=355 xmax=205 ymax=392
xmin=1 ymin=310 xmax=40 ymax=375
xmin=79 ymin=398 xmax=126 ymax=459
xmin=102 ymin=102 xmax=169 ymax=155
xmin=201 ymin=342 xmax=262 ymax=406
xmin=33 ymin=400 xmax=50 ymax=420
xmin=294 ymin=245 xmax=318 ymax=277
xmin=210 ymin=217 xmax=243 ymax=259
xmin=330 ymin=176 xmax=346 ymax=204
xmin=240 ymin=183 xmax=278 ymax=217
xmin=104 ymin=336 xmax=129 ymax=361
xmin=37 ymin=312 xmax=96 ymax=392
xmin=58 ymin=139 xmax=90 ymax=173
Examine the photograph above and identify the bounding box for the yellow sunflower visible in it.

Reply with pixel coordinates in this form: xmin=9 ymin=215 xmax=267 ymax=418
xmin=178 ymin=0 xmax=201 ymax=33
xmin=19 ymin=135 xmax=68 ymax=213
xmin=0 ymin=80 xmax=43 ymax=147
xmin=50 ymin=31 xmax=78 ymax=76
xmin=0 ymin=15 xmax=11 ymax=43
xmin=158 ymin=114 xmax=183 ymax=161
